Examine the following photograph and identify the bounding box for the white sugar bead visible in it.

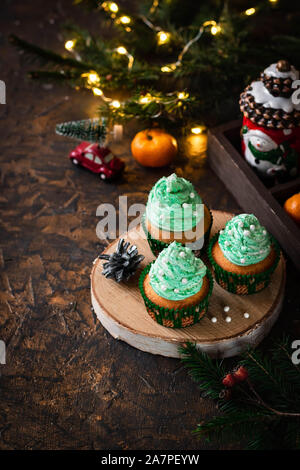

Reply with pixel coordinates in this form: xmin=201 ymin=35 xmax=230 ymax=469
xmin=174 ymin=288 xmax=179 ymax=293
xmin=260 ymin=249 xmax=264 ymax=254
xmin=179 ymin=251 xmax=185 ymax=258
xmin=244 ymin=312 xmax=250 ymax=319
xmin=166 ymin=188 xmax=171 ymax=192
xmin=182 ymin=278 xmax=188 ymax=284
xmin=190 ymin=192 xmax=195 ymax=199
xmin=241 ymin=246 xmax=246 ymax=251
xmin=162 ymin=285 xmax=167 ymax=291
xmin=159 ymin=269 xmax=164 ymax=276
xmin=211 ymin=317 xmax=217 ymax=323
xmin=238 ymin=221 xmax=243 ymax=228
xmin=225 ymin=316 xmax=232 ymax=323
xmin=241 ymin=258 xmax=246 ymax=264
xmin=243 ymin=230 xmax=250 ymax=237
xmin=220 ymin=230 xmax=224 ymax=235
xmin=224 ymin=305 xmax=230 ymax=312
xmin=263 ymin=230 xmax=267 ymax=235
xmin=250 ymin=224 xmax=255 ymax=231
xmin=224 ymin=241 xmax=230 ymax=247
xmin=228 ymin=229 xmax=233 ymax=236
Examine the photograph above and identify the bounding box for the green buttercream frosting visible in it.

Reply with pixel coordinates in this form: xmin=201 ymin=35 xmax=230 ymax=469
xmin=218 ymin=214 xmax=271 ymax=266
xmin=149 ymin=241 xmax=207 ymax=300
xmin=146 ymin=173 xmax=203 ymax=232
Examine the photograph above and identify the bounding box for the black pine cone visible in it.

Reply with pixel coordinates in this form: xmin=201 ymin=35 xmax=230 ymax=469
xmin=99 ymin=238 xmax=145 ymax=282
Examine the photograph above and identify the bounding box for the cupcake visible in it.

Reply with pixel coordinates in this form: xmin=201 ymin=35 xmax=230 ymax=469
xmin=142 ymin=173 xmax=212 ymax=257
xmin=208 ymin=214 xmax=280 ymax=295
xmin=139 ymin=241 xmax=213 ymax=328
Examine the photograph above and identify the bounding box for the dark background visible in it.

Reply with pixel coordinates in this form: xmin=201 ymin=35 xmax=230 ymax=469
xmin=0 ymin=0 xmax=299 ymax=450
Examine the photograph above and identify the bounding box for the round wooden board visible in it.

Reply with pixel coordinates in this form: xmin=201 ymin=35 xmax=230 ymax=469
xmin=91 ymin=210 xmax=286 ymax=358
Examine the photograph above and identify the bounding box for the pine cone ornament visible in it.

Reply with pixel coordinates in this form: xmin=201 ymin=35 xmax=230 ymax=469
xmin=99 ymin=239 xmax=144 ymax=282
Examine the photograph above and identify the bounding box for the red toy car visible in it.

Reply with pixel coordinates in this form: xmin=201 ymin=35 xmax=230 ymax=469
xmin=69 ymin=142 xmax=124 ymax=180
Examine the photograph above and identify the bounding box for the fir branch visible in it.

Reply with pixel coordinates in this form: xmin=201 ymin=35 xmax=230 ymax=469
xmin=179 ymin=343 xmax=225 ymax=399
xmin=9 ymin=34 xmax=94 ymax=70
xmin=180 ymin=336 xmax=300 ymax=449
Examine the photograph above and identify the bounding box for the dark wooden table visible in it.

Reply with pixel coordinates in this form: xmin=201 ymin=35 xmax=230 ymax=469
xmin=0 ymin=0 xmax=299 ymax=450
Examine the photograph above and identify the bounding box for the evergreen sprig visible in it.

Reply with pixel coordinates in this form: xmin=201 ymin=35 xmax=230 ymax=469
xmin=180 ymin=338 xmax=300 ymax=450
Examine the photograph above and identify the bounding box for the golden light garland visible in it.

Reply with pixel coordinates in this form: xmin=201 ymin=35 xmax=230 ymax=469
xmin=65 ymin=0 xmax=278 ymax=134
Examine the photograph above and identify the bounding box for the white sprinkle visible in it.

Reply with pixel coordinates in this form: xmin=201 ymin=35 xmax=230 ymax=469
xmin=228 ymin=229 xmax=233 ymax=236
xmin=174 ymin=288 xmax=179 ymax=293
xmin=162 ymin=285 xmax=167 ymax=291
xmin=260 ymin=249 xmax=264 ymax=254
xmin=238 ymin=221 xmax=243 ymax=228
xmin=220 ymin=230 xmax=224 ymax=235
xmin=243 ymin=230 xmax=250 ymax=237
xmin=211 ymin=317 xmax=217 ymax=323
xmin=241 ymin=246 xmax=246 ymax=251
xmin=182 ymin=278 xmax=188 ymax=284
xmin=241 ymin=258 xmax=246 ymax=264
xmin=166 ymin=188 xmax=171 ymax=192
xmin=190 ymin=192 xmax=195 ymax=199
xmin=263 ymin=230 xmax=267 ymax=235
xmin=225 ymin=316 xmax=232 ymax=323
xmin=244 ymin=312 xmax=250 ymax=319
xmin=225 ymin=241 xmax=230 ymax=247
xmin=250 ymin=224 xmax=255 ymax=231
xmin=179 ymin=251 xmax=185 ymax=258
xmin=224 ymin=306 xmax=230 ymax=312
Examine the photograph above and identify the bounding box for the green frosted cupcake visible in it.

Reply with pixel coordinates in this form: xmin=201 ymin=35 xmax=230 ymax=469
xmin=208 ymin=213 xmax=280 ymax=295
xmin=139 ymin=241 xmax=213 ymax=328
xmin=142 ymin=173 xmax=212 ymax=257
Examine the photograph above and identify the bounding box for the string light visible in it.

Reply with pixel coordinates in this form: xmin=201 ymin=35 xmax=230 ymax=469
xmin=269 ymin=0 xmax=277 ymax=2
xmin=65 ymin=39 xmax=76 ymax=51
xmin=191 ymin=126 xmax=206 ymax=135
xmin=161 ymin=63 xmax=177 ymax=73
xmin=177 ymin=92 xmax=189 ymax=100
xmin=111 ymin=100 xmax=121 ymax=108
xmin=120 ymin=16 xmax=131 ymax=24
xmin=157 ymin=31 xmax=170 ymax=45
xmin=115 ymin=46 xmax=134 ymax=70
xmin=139 ymin=94 xmax=152 ymax=104
xmin=116 ymin=46 xmax=127 ymax=55
xmin=92 ymin=87 xmax=103 ymax=96
xmin=211 ymin=25 xmax=221 ymax=35
xmin=108 ymin=2 xmax=118 ymax=13
xmin=245 ymin=7 xmax=256 ymax=15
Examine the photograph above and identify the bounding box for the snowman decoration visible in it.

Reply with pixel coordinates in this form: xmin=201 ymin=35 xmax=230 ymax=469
xmin=240 ymin=60 xmax=300 ymax=179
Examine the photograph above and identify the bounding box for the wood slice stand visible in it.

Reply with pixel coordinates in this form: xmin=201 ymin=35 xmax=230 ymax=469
xmin=91 ymin=210 xmax=286 ymax=358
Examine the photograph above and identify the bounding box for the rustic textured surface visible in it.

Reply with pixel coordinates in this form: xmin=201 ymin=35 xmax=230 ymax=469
xmin=0 ymin=0 xmax=299 ymax=451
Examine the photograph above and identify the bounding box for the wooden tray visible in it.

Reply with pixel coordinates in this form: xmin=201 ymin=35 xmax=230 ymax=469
xmin=91 ymin=210 xmax=286 ymax=359
xmin=207 ymin=120 xmax=300 ymax=270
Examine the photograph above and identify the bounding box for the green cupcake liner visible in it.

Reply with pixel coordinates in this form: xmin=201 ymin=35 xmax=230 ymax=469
xmin=207 ymin=232 xmax=281 ymax=295
xmin=139 ymin=263 xmax=213 ymax=328
xmin=141 ymin=209 xmax=213 ymax=258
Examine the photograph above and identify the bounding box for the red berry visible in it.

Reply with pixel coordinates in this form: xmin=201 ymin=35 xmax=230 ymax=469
xmin=233 ymin=366 xmax=248 ymax=382
xmin=222 ymin=373 xmax=236 ymax=388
